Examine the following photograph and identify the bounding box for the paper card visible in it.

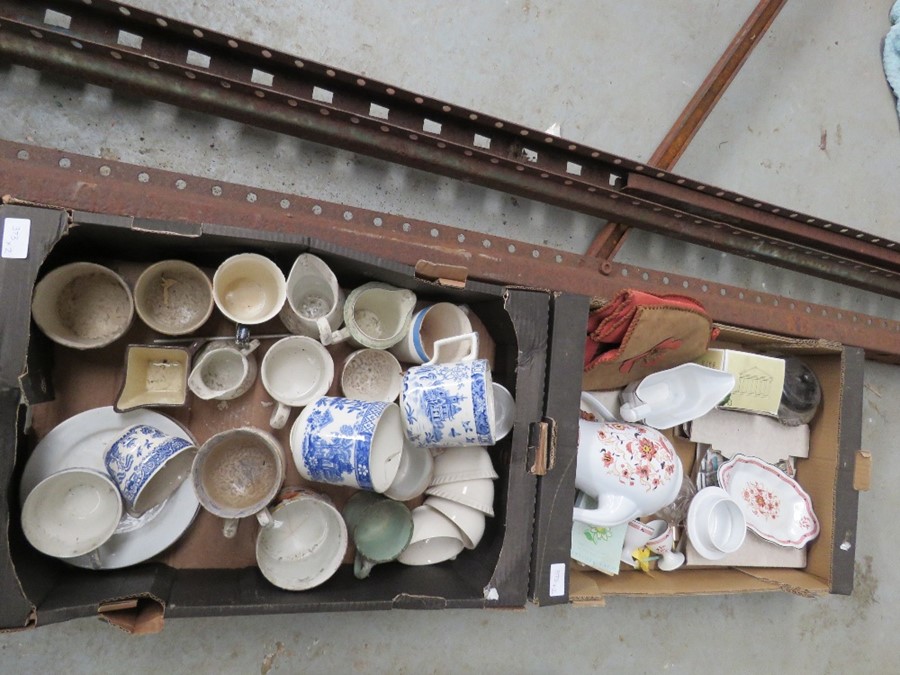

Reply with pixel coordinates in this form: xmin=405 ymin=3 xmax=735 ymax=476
xmin=571 ymin=520 xmax=628 ymax=576
xmin=686 ymin=408 xmax=809 ymax=464
xmin=695 ymin=349 xmax=785 ymax=415
xmin=548 ymin=563 xmax=567 ymax=597
xmin=1 ymin=218 xmax=30 ymax=259
xmin=684 ymin=530 xmax=806 ymax=568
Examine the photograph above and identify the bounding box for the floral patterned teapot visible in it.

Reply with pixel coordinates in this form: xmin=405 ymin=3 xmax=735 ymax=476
xmin=573 ymin=392 xmax=683 ymax=527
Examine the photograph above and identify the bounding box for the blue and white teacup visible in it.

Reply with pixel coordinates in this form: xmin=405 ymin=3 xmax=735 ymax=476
xmin=290 ymin=397 xmax=404 ymax=493
xmin=103 ymin=424 xmax=197 ymax=516
xmin=400 ymin=333 xmax=497 ymax=448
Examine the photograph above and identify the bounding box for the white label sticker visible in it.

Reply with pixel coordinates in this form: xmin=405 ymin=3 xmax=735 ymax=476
xmin=549 ymin=562 xmax=566 ymax=597
xmin=2 ymin=218 xmax=31 ymax=259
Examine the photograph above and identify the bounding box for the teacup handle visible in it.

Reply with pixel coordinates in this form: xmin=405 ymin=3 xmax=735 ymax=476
xmin=87 ymin=548 xmax=103 ymax=571
xmin=428 ymin=332 xmax=479 ymax=365
xmin=354 ymin=552 xmax=376 ymax=580
xmin=320 ymin=324 xmax=350 ymax=346
xmin=256 ymin=507 xmax=273 ymax=529
xmin=269 ymin=402 xmax=292 ymax=430
xmin=239 ymin=338 xmax=261 ymax=356
xmin=222 ymin=517 xmax=239 ymax=539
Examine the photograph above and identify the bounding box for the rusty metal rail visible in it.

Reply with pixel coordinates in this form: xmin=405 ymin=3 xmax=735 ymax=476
xmin=2 ymin=140 xmax=898 ymax=360
xmin=0 ymin=0 xmax=898 ymax=298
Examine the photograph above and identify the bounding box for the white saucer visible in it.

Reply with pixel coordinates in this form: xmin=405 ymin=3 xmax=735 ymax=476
xmin=20 ymin=407 xmax=200 ymax=570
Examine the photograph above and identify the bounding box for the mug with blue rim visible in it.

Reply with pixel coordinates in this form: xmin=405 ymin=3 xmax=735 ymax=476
xmin=290 ymin=397 xmax=404 ymax=493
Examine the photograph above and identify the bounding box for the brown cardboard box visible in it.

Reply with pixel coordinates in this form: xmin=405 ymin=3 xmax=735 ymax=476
xmin=531 ymin=322 xmax=865 ymax=604
xmin=0 ymin=204 xmax=557 ymax=631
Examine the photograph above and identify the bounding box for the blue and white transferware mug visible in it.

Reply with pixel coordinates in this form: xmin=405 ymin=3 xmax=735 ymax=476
xmin=400 ymin=333 xmax=497 ymax=448
xmin=103 ymin=424 xmax=197 ymax=516
xmin=290 ymin=397 xmax=404 ymax=493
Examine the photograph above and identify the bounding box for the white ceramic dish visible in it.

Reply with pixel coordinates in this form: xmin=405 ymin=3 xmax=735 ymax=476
xmin=20 ymin=407 xmax=200 ymax=569
xmin=619 ymin=363 xmax=735 ymax=429
xmin=717 ymin=453 xmax=819 ymax=548
xmin=685 ymin=486 xmax=746 ymax=561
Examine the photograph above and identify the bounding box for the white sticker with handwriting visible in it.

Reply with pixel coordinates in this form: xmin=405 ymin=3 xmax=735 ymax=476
xmin=2 ymin=218 xmax=30 ymax=259
xmin=549 ymin=562 xmax=566 ymax=597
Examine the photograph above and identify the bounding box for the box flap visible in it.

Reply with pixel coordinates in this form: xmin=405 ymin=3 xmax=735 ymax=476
xmin=569 ymin=567 xmax=781 ymax=598
xmin=529 ymin=293 xmax=590 ymax=606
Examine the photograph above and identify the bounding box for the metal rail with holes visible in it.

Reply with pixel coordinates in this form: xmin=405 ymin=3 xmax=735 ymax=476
xmin=0 ymin=0 xmax=898 ymax=298
xmin=3 ymin=140 xmax=898 ymax=360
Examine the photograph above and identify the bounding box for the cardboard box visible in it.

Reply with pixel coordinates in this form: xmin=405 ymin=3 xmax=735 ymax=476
xmin=694 ymin=349 xmax=786 ymax=415
xmin=530 ymin=322 xmax=865 ymax=604
xmin=0 ymin=204 xmax=557 ymax=631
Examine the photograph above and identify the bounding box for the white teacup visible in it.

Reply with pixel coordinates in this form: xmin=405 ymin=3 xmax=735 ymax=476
xmin=134 ymin=260 xmax=214 ymax=335
xmin=212 ymin=253 xmax=286 ymax=325
xmin=383 ymin=439 xmax=434 ymax=502
xmin=21 ymin=468 xmax=122 ymax=560
xmin=192 ymin=427 xmax=285 ymax=539
xmin=397 ymin=504 xmax=466 ymax=566
xmin=256 ymin=488 xmax=347 ymax=591
xmin=424 ymin=477 xmax=495 ymax=516
xmin=261 ymin=336 xmax=334 ymax=429
xmin=620 ymin=517 xmax=657 ymax=566
xmin=279 ymin=253 xmax=345 ymax=340
xmin=321 ymin=282 xmax=416 ymax=349
xmin=103 ymin=424 xmax=197 ymax=516
xmin=646 ymin=519 xmax=685 ymax=571
xmin=340 ymin=349 xmax=403 ymax=402
xmin=31 ymin=262 xmax=134 ymax=349
xmin=390 ymin=302 xmax=473 ymax=364
xmin=291 ymin=397 xmax=403 ymax=493
xmin=400 ymin=333 xmax=496 ymax=448
xmin=424 ymin=495 xmax=486 ymax=550
xmin=188 ymin=339 xmax=261 ymax=401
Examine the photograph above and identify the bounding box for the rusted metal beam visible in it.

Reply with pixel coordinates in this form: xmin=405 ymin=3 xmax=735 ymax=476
xmin=650 ymin=0 xmax=789 ymax=170
xmin=2 ymin=140 xmax=898 ymax=360
xmin=0 ymin=0 xmax=896 ymax=298
xmin=586 ymin=0 xmax=790 ymax=260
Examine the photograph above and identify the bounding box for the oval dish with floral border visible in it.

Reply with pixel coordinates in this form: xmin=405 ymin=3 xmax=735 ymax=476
xmin=717 ymin=453 xmax=819 ymax=548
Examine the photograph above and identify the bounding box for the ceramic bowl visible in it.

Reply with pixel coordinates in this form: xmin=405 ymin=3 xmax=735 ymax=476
xmin=396 ymin=505 xmax=465 ymax=566
xmin=31 ymin=262 xmax=134 ymax=349
xmin=424 ymin=477 xmax=495 ymax=516
xmin=21 ymin=468 xmax=123 ymax=559
xmin=424 ymin=495 xmax=486 ymax=549
xmin=492 ymin=384 xmax=516 ymax=442
xmin=430 ymin=446 xmax=498 ymax=485
xmin=134 ymin=260 xmax=214 ymax=335
xmin=340 ymin=348 xmax=403 ymax=402
xmin=686 ymin=486 xmax=747 ymax=560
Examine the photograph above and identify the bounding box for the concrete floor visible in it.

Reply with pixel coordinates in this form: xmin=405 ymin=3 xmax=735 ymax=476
xmin=1 ymin=1 xmax=898 ymax=672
